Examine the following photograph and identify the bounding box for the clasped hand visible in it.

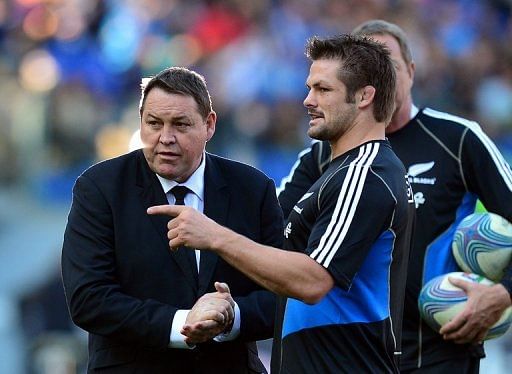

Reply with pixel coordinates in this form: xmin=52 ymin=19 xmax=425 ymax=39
xmin=181 ymin=282 xmax=235 ymax=345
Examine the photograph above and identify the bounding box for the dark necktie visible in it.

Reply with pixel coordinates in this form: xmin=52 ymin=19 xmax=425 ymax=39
xmin=170 ymin=186 xmax=198 ymax=279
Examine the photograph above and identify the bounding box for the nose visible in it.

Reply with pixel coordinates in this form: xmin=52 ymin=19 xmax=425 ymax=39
xmin=303 ymin=90 xmax=316 ymax=108
xmin=159 ymin=125 xmax=176 ymax=145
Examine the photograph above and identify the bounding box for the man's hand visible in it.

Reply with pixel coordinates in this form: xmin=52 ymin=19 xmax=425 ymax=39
xmin=439 ymin=277 xmax=511 ymax=344
xmin=181 ymin=282 xmax=235 ymax=345
xmin=147 ymin=205 xmax=224 ymax=251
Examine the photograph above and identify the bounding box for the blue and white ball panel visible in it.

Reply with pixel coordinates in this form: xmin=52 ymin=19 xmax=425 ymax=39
xmin=452 ymin=212 xmax=512 ymax=281
xmin=418 ymin=272 xmax=512 ymax=340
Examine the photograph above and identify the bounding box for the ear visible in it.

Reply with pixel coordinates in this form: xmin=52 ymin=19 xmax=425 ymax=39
xmin=408 ymin=60 xmax=415 ymax=84
xmin=357 ymin=85 xmax=375 ymax=109
xmin=205 ymin=111 xmax=216 ymax=141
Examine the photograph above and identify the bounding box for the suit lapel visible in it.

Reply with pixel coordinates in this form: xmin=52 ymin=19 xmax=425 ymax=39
xmin=136 ymin=151 xmax=198 ymax=293
xmin=199 ymin=154 xmax=229 ymax=295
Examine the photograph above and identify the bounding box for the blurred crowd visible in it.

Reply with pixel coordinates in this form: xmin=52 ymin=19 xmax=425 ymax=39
xmin=1 ymin=0 xmax=512 ymax=198
xmin=0 ymin=0 xmax=512 ymax=373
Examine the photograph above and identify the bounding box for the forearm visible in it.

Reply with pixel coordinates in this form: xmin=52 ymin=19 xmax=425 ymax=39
xmin=147 ymin=204 xmax=333 ymax=303
xmin=211 ymin=227 xmax=333 ymax=304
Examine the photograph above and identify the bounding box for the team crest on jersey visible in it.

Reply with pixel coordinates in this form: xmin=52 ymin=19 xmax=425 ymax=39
xmin=408 ymin=161 xmax=437 ymax=185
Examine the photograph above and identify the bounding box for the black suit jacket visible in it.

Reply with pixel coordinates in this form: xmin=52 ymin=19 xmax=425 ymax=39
xmin=61 ymin=150 xmax=284 ymax=373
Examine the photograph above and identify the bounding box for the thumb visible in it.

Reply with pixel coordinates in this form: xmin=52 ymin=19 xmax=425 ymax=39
xmin=215 ymin=281 xmax=231 ymax=294
xmin=448 ymin=276 xmax=472 ymax=292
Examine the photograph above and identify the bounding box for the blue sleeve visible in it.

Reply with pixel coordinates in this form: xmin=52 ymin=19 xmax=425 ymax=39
xmin=306 ymin=170 xmax=395 ymax=290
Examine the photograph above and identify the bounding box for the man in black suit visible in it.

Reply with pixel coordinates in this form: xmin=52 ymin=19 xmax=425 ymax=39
xmin=61 ymin=67 xmax=283 ymax=373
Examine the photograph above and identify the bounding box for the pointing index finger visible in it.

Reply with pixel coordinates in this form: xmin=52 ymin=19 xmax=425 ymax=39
xmin=147 ymin=204 xmax=185 ymax=217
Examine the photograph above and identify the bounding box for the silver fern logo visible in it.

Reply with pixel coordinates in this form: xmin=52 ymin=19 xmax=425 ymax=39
xmin=408 ymin=161 xmax=437 ymax=185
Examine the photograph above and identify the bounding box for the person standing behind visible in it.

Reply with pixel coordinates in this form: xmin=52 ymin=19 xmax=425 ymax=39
xmin=148 ymin=34 xmax=415 ymax=373
xmin=277 ymin=20 xmax=512 ymax=373
xmin=61 ymin=67 xmax=283 ymax=373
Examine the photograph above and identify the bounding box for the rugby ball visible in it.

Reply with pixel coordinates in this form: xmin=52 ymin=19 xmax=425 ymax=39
xmin=452 ymin=212 xmax=512 ymax=281
xmin=418 ymin=272 xmax=512 ymax=340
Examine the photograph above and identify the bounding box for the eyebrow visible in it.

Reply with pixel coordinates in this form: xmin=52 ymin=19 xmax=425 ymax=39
xmin=146 ymin=113 xmax=160 ymax=120
xmin=172 ymin=114 xmax=191 ymax=122
xmin=146 ymin=113 xmax=190 ymax=122
xmin=306 ymin=80 xmax=331 ymax=88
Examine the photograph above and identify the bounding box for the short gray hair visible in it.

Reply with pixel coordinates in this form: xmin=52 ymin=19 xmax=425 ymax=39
xmin=353 ymin=19 xmax=413 ymax=66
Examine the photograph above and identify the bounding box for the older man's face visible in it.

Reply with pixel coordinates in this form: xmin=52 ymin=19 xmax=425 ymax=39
xmin=140 ymin=87 xmax=215 ymax=182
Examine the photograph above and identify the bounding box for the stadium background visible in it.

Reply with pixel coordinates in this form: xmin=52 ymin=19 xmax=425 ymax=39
xmin=0 ymin=0 xmax=511 ymax=372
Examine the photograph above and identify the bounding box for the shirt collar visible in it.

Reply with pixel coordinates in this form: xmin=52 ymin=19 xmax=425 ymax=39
xmin=156 ymin=154 xmax=205 ymax=202
xmin=411 ymin=103 xmax=419 ymax=119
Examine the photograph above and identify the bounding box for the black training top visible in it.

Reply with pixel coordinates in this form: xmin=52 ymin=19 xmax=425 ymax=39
xmin=277 ymin=107 xmax=512 ymax=370
xmin=280 ymin=140 xmax=414 ymax=373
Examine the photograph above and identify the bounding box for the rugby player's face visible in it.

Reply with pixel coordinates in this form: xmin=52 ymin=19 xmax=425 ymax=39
xmin=303 ymin=59 xmax=357 ymax=141
xmin=140 ymin=87 xmax=215 ymax=182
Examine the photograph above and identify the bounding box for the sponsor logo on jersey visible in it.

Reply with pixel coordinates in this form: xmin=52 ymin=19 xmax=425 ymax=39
xmin=284 ymin=222 xmax=292 ymax=238
xmin=408 ymin=161 xmax=437 ymax=185
xmin=297 ymin=192 xmax=314 ymax=204
xmin=292 ymin=192 xmax=314 ymax=214
xmin=405 ymin=174 xmax=414 ymax=204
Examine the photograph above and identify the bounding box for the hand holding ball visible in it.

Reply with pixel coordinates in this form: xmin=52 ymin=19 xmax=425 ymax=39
xmin=418 ymin=272 xmax=512 ymax=340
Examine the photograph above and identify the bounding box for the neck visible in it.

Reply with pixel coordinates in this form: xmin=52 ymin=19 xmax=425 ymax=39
xmin=386 ymin=97 xmax=413 ymax=134
xmin=330 ymin=119 xmax=385 ymax=159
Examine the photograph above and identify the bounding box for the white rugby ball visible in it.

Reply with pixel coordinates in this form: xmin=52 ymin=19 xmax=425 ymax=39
xmin=452 ymin=212 xmax=512 ymax=281
xmin=418 ymin=272 xmax=512 ymax=340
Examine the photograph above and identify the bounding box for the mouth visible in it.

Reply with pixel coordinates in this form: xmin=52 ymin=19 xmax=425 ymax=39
xmin=158 ymin=151 xmax=180 ymax=160
xmin=308 ymin=112 xmax=324 ymax=124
